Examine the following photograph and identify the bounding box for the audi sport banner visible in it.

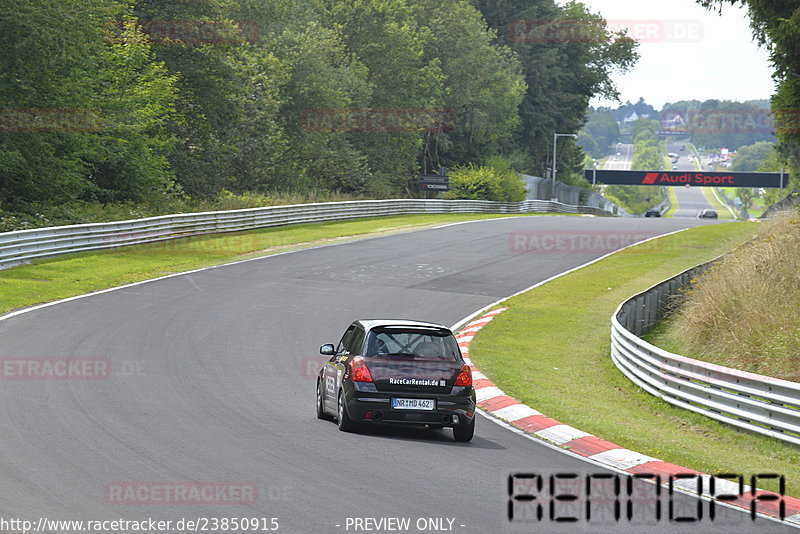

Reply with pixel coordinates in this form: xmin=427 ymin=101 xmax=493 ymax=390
xmin=585 ymin=170 xmax=789 ymax=188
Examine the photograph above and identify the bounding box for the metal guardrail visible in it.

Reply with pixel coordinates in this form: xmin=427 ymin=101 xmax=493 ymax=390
xmin=761 ymin=190 xmax=800 ymax=218
xmin=611 ymin=260 xmax=800 ymax=446
xmin=0 ymin=199 xmax=612 ymax=270
xmin=522 ymin=174 xmax=627 ymax=216
xmin=649 ymin=198 xmax=670 ymax=216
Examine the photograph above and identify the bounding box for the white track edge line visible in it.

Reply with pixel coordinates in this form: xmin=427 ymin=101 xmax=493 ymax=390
xmin=449 ymin=227 xmax=690 ymax=333
xmin=711 ymin=186 xmax=740 ymax=219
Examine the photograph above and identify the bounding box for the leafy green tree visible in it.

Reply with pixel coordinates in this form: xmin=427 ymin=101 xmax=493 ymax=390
xmin=0 ymin=0 xmax=178 ymax=206
xmin=0 ymin=0 xmax=110 ymax=205
xmin=698 ymin=0 xmax=800 ymax=190
xmin=316 ymin=0 xmax=445 ymax=192
xmin=131 ymin=0 xmax=277 ymax=196
xmin=578 ymin=109 xmax=619 ymax=158
xmin=484 ymin=155 xmax=527 ymax=201
xmin=471 ymin=0 xmax=638 ymax=181
xmin=245 ymin=22 xmax=371 ymax=194
xmin=411 ymin=0 xmax=526 ymax=171
xmin=730 ymin=141 xmax=774 ymax=172
xmin=83 ymin=17 xmax=179 ymax=202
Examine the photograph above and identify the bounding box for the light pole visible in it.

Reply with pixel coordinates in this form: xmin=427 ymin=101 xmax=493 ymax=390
xmin=552 ymin=133 xmax=578 ymax=201
xmin=592 ymin=160 xmax=597 ymax=186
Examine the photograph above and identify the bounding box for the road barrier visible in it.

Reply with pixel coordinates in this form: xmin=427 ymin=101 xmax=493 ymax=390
xmin=761 ymin=190 xmax=800 ymax=218
xmin=611 ymin=259 xmax=800 ymax=446
xmin=0 ymin=199 xmax=612 ymax=270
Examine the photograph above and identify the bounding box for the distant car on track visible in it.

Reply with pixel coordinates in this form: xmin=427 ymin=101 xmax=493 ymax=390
xmin=698 ymin=209 xmax=718 ymax=219
xmin=644 ymin=208 xmax=662 ymax=218
xmin=316 ymin=320 xmax=476 ymax=442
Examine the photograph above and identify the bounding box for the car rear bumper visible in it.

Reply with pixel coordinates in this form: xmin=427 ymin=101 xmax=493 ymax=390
xmin=344 ymin=387 xmax=476 ymax=427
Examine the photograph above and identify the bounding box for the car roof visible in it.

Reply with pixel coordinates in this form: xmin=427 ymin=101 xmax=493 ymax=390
xmin=354 ymin=319 xmax=452 ymax=332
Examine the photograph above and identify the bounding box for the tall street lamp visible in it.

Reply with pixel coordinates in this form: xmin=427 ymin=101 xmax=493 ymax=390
xmin=552 ymin=133 xmax=578 ymax=201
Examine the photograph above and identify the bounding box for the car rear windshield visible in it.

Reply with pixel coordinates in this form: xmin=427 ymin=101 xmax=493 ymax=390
xmin=364 ymin=327 xmax=461 ymax=361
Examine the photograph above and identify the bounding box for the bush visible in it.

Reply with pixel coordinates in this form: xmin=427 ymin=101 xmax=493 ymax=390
xmin=485 ymin=156 xmax=527 ymax=202
xmin=444 ymin=160 xmax=526 ymax=202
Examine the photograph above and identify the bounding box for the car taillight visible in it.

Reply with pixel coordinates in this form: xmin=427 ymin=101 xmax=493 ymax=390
xmin=454 ymin=364 xmax=472 ymax=387
xmin=350 ymin=358 xmax=373 ymax=383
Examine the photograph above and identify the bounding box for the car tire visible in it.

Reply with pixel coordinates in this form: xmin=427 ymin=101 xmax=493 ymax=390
xmin=337 ymin=390 xmax=355 ymax=432
xmin=316 ymin=380 xmax=330 ymax=420
xmin=453 ymin=417 xmax=475 ymax=442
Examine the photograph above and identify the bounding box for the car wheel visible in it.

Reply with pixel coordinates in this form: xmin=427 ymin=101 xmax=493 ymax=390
xmin=453 ymin=417 xmax=475 ymax=442
xmin=316 ymin=380 xmax=330 ymax=420
xmin=337 ymin=390 xmax=355 ymax=432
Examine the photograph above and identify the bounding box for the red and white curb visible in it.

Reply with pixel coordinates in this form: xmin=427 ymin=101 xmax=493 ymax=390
xmin=456 ymin=307 xmax=800 ymax=526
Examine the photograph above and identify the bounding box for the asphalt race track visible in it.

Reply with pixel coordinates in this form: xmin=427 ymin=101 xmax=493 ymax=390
xmin=669 ymin=143 xmax=716 ymax=218
xmin=0 ymin=216 xmax=791 ymax=533
xmin=603 ymin=143 xmax=633 ymax=171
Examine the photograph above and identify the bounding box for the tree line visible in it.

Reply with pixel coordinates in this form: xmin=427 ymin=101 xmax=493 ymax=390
xmin=0 ymin=0 xmax=637 ymax=217
xmin=699 ymin=0 xmax=799 ymax=191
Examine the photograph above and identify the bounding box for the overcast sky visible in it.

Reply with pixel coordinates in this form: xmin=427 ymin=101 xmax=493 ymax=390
xmin=564 ymin=0 xmax=776 ymax=110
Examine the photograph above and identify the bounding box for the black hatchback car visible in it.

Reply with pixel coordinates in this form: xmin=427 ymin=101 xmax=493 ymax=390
xmin=316 ymin=320 xmax=476 ymax=442
xmin=698 ymin=209 xmax=718 ymax=219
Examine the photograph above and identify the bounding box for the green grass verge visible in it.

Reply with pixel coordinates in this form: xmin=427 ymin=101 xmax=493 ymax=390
xmin=470 ymin=222 xmax=798 ymax=497
xmin=717 ymin=188 xmax=763 ymax=217
xmin=0 ymin=213 xmax=572 ymax=316
xmin=702 ymin=188 xmax=736 ymax=220
xmin=663 ymin=187 xmax=679 ymax=218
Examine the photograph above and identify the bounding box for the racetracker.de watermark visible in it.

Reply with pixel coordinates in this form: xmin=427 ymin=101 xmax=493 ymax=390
xmin=300 ymin=108 xmax=456 ymax=133
xmin=104 ymin=482 xmax=259 ymax=505
xmin=0 ymin=357 xmax=111 ymax=379
xmin=660 ymin=109 xmax=800 ymax=135
xmin=509 ymin=19 xmax=703 ymax=44
xmin=105 ymin=20 xmax=259 ymax=45
xmin=509 ymin=231 xmax=664 ymax=254
xmin=0 ymin=108 xmax=103 ymax=132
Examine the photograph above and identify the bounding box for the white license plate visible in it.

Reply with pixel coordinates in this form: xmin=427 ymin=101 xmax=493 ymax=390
xmin=391 ymin=398 xmax=436 ymax=411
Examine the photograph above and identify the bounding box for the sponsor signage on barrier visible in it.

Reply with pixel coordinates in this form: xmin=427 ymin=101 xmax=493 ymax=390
xmin=585 ymin=170 xmax=789 ymax=188
xmin=419 ymin=174 xmax=449 ymax=191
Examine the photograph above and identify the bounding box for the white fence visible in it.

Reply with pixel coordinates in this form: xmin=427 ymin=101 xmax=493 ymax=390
xmin=522 ymin=174 xmax=624 ymax=215
xmin=0 ymin=198 xmax=612 ymax=270
xmin=611 ymin=261 xmax=800 ymax=446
